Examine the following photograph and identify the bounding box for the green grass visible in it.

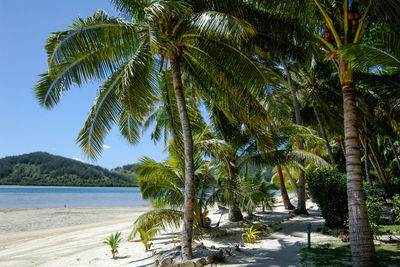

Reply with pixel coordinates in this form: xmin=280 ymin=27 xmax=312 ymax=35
xmin=379 ymin=225 xmax=400 ymax=235
xmin=300 ymin=241 xmax=400 ymax=267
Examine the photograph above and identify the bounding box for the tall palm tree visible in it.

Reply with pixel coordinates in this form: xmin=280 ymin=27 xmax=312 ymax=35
xmin=248 ymin=1 xmax=400 ymax=265
xmin=33 ymin=1 xmax=264 ymax=259
xmin=291 ymin=58 xmax=342 ymax=166
xmin=281 ymin=59 xmax=308 ymax=214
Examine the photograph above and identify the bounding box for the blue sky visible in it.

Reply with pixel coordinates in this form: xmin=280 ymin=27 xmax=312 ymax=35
xmin=0 ymin=0 xmax=165 ymax=169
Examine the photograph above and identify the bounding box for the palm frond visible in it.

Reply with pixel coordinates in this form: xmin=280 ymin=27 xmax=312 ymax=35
xmin=339 ymin=44 xmax=400 ymax=70
xmin=118 ymin=110 xmax=142 ymax=144
xmin=75 ymin=71 xmax=124 ymax=160
xmin=190 ymin=11 xmax=256 ymax=42
xmin=33 ymin=10 xmax=138 ymax=108
xmin=129 ymin=208 xmax=183 ymax=240
xmin=136 ymin=157 xmax=185 ymax=207
xmin=251 ymin=149 xmax=329 ymax=168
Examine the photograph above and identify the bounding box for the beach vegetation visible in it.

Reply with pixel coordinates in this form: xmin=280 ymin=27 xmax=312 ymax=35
xmin=130 ymin=208 xmax=183 ymax=241
xmin=103 ymin=232 xmax=122 ymax=259
xmin=391 ymin=194 xmax=400 ymax=224
xmin=300 ymin=241 xmax=400 ymax=267
xmin=241 ymin=225 xmax=263 ymax=244
xmin=33 ymin=0 xmax=400 ymax=264
xmin=366 ymin=196 xmax=383 ymax=236
xmin=136 ymin=224 xmax=160 ymax=251
xmin=251 ymin=0 xmax=400 ymax=264
xmin=307 ymin=168 xmax=348 ymax=228
xmin=33 ymin=0 xmax=269 ymax=259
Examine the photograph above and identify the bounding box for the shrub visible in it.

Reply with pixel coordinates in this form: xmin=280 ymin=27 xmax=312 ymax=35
xmin=307 ymin=168 xmax=348 ymax=228
xmin=364 ymin=182 xmax=388 ymax=201
xmin=366 ymin=196 xmax=382 ymax=236
xmin=391 ymin=194 xmax=400 ymax=223
xmin=242 ymin=225 xmax=262 ymax=243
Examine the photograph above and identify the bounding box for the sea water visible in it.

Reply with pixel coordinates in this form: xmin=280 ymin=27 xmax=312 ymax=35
xmin=0 ymin=186 xmax=148 ymax=209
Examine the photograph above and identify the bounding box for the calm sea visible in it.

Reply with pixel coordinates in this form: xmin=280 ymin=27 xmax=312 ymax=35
xmin=0 ymin=186 xmax=148 ymax=209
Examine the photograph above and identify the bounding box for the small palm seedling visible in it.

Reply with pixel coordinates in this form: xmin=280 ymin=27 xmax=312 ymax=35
xmin=136 ymin=224 xmax=160 ymax=251
xmin=241 ymin=225 xmax=262 ymax=244
xmin=103 ymin=232 xmax=122 ymax=259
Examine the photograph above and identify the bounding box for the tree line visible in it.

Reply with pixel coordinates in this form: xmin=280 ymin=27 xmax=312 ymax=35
xmin=0 ymin=152 xmax=138 ymax=186
xmin=33 ymin=0 xmax=400 ymax=265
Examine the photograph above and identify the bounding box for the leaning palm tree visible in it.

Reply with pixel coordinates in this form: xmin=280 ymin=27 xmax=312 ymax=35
xmin=33 ymin=1 xmax=265 ymax=259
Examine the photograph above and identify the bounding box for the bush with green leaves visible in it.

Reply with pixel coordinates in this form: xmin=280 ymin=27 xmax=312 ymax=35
xmin=364 ymin=182 xmax=388 ymax=201
xmin=366 ymin=196 xmax=382 ymax=236
xmin=391 ymin=194 xmax=400 ymax=223
xmin=103 ymin=232 xmax=122 ymax=259
xmin=307 ymin=168 xmax=348 ymax=228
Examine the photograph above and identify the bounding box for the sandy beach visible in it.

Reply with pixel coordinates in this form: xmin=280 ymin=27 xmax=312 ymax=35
xmin=0 ymin=199 xmax=338 ymax=266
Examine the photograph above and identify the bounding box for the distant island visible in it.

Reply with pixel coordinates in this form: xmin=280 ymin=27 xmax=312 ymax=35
xmin=0 ymin=152 xmax=138 ymax=187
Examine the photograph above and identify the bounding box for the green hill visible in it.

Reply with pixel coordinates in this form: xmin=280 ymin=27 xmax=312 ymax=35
xmin=0 ymin=152 xmax=138 ymax=187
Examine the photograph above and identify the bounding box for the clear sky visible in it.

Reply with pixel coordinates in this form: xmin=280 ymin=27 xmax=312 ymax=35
xmin=0 ymin=0 xmax=165 ymax=169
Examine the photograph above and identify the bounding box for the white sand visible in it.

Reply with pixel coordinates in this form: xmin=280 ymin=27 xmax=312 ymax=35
xmin=0 ymin=198 xmax=338 ymax=266
xmin=0 ymin=206 xmax=154 ymax=266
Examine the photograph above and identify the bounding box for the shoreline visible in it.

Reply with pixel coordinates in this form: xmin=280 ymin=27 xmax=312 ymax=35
xmin=0 ymin=205 xmax=154 ymax=267
xmin=0 ymin=206 xmax=150 ymax=234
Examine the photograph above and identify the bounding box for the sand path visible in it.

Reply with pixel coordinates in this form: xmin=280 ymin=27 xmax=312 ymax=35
xmin=201 ymin=199 xmax=339 ymax=267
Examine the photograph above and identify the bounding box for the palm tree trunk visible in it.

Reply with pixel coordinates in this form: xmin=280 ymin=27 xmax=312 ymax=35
xmin=170 ymin=51 xmax=195 ymax=260
xmin=342 ymin=81 xmax=378 ymax=266
xmin=313 ymin=106 xmax=335 ymax=165
xmin=360 ymin=136 xmax=372 ymax=186
xmin=360 ymin=138 xmax=383 ymax=185
xmin=368 ymin=140 xmax=389 ymax=186
xmin=338 ymin=137 xmax=347 ymax=160
xmin=228 ymin=206 xmax=244 ymax=222
xmin=281 ymin=59 xmax=307 ymax=214
xmin=283 ymin=166 xmax=299 ymax=198
xmin=227 ymin=166 xmax=244 ymax=222
xmin=389 ymin=137 xmax=400 ymax=175
xmin=277 ymin=165 xmax=295 ymax=210
xmin=369 ymin=154 xmax=384 ymax=185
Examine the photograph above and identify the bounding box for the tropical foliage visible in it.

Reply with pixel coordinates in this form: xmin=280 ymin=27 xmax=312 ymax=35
xmin=103 ymin=232 xmax=122 ymax=259
xmin=35 ymin=0 xmax=400 ymax=265
xmin=136 ymin=224 xmax=160 ymax=251
xmin=391 ymin=194 xmax=400 ymax=224
xmin=242 ymin=225 xmax=263 ymax=243
xmin=307 ymin=167 xmax=348 ymax=228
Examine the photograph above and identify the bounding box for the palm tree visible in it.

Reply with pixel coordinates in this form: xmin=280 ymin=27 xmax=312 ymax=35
xmin=132 ymin=151 xmax=216 ymax=233
xmin=291 ymin=58 xmax=343 ymax=166
xmin=248 ymin=1 xmax=400 ymax=265
xmin=198 ymin=107 xmax=260 ymax=221
xmin=280 ymin=59 xmax=309 ymax=214
xmin=33 ymin=1 xmax=263 ymax=259
xmin=306 ymin=5 xmax=399 ymax=264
